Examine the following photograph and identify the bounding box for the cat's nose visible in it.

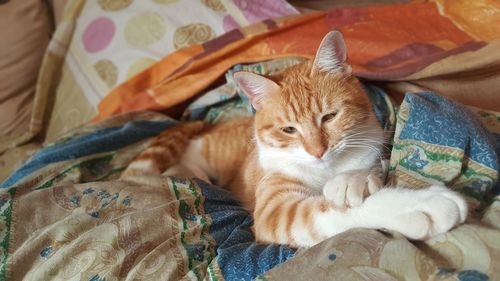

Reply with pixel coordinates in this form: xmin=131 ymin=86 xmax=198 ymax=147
xmin=308 ymin=146 xmax=326 ymax=159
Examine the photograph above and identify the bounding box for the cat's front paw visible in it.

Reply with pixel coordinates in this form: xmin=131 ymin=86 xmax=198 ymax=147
xmin=323 ymin=169 xmax=382 ymax=208
xmin=389 ymin=185 xmax=468 ymax=240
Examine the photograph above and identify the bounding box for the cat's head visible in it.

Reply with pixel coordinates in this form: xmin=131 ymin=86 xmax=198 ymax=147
xmin=234 ymin=31 xmax=383 ymax=164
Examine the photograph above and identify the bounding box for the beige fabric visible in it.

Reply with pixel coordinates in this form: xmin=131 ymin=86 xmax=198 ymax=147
xmin=44 ymin=62 xmax=97 ymax=142
xmin=263 ymin=223 xmax=500 ymax=280
xmin=0 ymin=0 xmax=51 ymax=140
xmin=0 ymin=142 xmax=40 ymax=182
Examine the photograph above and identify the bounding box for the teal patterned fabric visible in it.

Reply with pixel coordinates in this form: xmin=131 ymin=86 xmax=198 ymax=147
xmin=389 ymin=93 xmax=500 ymax=208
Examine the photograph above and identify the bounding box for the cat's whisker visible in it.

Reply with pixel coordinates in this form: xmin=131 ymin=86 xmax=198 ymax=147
xmin=345 ymin=129 xmax=388 ymax=136
xmin=343 ymin=138 xmax=391 ymax=152
xmin=345 ymin=125 xmax=395 ymax=133
xmin=335 ymin=148 xmax=366 ymax=158
xmin=342 ymin=143 xmax=385 ymax=160
xmin=341 ymin=130 xmax=383 ymax=138
xmin=343 ymin=145 xmax=382 ymax=157
xmin=344 ymin=135 xmax=386 ymax=140
xmin=344 ymin=141 xmax=383 ymax=151
xmin=344 ymin=137 xmax=387 ymax=145
xmin=342 ymin=134 xmax=388 ymax=143
xmin=341 ymin=133 xmax=388 ymax=144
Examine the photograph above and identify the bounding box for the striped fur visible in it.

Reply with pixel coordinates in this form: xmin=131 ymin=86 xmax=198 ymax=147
xmin=122 ymin=32 xmax=467 ymax=247
xmin=121 ymin=121 xmax=206 ymax=178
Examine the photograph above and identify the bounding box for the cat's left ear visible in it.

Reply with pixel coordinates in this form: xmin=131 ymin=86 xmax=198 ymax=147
xmin=233 ymin=71 xmax=280 ymax=111
xmin=312 ymin=31 xmax=351 ymax=74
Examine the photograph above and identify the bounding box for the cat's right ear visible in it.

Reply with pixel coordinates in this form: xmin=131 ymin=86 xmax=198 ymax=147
xmin=233 ymin=71 xmax=280 ymax=111
xmin=311 ymin=31 xmax=351 ymax=75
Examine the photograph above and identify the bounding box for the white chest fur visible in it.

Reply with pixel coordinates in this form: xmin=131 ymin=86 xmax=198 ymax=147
xmin=258 ymin=144 xmax=380 ymax=192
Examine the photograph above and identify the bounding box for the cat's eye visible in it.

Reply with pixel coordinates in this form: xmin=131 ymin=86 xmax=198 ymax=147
xmin=281 ymin=126 xmax=297 ymax=134
xmin=322 ymin=112 xmax=338 ymax=123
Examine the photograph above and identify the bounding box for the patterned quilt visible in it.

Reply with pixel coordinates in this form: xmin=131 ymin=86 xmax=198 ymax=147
xmin=1 ymin=59 xmax=500 ymax=281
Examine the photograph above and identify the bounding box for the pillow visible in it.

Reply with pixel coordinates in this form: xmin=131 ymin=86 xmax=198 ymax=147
xmin=73 ymin=0 xmax=299 ymax=91
xmin=43 ymin=0 xmax=298 ymax=140
xmin=0 ymin=0 xmax=52 ymax=143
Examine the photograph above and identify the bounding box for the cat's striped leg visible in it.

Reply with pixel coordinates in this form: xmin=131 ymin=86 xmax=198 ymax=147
xmin=253 ymin=174 xmax=350 ymax=247
xmin=120 ymin=121 xmax=206 ymax=179
xmin=253 ymin=174 xmax=467 ymax=247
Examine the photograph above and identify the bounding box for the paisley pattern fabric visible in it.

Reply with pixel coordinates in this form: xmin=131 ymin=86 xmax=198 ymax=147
xmin=1 ymin=59 xmax=500 ymax=280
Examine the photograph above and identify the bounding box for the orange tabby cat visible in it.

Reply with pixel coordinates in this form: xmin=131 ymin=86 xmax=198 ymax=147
xmin=122 ymin=32 xmax=467 ymax=247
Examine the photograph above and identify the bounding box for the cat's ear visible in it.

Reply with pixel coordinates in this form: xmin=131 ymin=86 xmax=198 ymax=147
xmin=312 ymin=31 xmax=351 ymax=74
xmin=233 ymin=71 xmax=280 ymax=111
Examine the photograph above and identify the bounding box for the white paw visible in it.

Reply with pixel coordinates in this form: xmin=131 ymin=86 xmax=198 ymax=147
xmin=323 ymin=169 xmax=382 ymax=208
xmin=384 ymin=185 xmax=468 ymax=240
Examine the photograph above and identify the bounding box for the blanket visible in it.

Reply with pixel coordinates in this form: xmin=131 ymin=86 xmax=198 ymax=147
xmin=1 ymin=59 xmax=500 ymax=280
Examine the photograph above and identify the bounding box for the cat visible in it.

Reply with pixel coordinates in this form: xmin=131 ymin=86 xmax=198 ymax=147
xmin=121 ymin=31 xmax=467 ymax=247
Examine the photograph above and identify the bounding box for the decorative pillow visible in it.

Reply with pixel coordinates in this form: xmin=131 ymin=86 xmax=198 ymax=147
xmin=0 ymin=0 xmax=51 ymax=142
xmin=43 ymin=0 xmax=297 ymax=141
xmin=74 ymin=0 xmax=298 ymax=94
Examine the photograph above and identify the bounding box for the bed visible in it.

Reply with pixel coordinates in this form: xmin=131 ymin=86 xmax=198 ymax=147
xmin=1 ymin=0 xmax=500 ymax=280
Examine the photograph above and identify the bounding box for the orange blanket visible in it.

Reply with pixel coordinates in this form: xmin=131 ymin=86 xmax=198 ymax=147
xmin=95 ymin=1 xmax=500 ymax=121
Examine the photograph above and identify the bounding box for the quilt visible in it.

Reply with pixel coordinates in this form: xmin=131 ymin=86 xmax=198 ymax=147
xmin=1 ymin=59 xmax=500 ymax=280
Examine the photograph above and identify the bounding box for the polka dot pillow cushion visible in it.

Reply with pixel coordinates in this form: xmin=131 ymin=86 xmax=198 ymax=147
xmin=75 ymin=0 xmax=298 ymax=91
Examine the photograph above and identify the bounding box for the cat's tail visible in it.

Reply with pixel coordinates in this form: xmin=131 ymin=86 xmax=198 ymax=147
xmin=120 ymin=120 xmax=207 ymax=179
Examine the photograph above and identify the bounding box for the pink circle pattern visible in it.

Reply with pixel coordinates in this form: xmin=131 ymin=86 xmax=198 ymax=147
xmin=82 ymin=17 xmax=116 ymax=53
